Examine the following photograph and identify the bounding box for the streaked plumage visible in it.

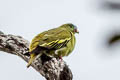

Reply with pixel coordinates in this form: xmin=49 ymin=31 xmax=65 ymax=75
xmin=27 ymin=23 xmax=79 ymax=68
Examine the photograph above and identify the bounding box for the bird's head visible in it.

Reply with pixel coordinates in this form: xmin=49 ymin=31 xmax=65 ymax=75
xmin=60 ymin=23 xmax=79 ymax=34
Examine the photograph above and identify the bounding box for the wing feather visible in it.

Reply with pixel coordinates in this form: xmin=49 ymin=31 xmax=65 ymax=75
xmin=40 ymin=38 xmax=71 ymax=49
xmin=29 ymin=27 xmax=71 ymax=52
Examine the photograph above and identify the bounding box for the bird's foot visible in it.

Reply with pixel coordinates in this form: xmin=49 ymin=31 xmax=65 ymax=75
xmin=59 ymin=56 xmax=63 ymax=61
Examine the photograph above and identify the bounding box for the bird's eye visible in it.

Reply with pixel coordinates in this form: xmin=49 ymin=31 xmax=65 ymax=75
xmin=70 ymin=26 xmax=73 ymax=29
xmin=68 ymin=24 xmax=75 ymax=29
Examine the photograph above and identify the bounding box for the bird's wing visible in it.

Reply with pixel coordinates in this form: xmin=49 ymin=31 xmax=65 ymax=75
xmin=29 ymin=28 xmax=72 ymax=52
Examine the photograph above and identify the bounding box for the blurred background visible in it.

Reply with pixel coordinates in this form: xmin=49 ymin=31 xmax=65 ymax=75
xmin=0 ymin=0 xmax=120 ymax=80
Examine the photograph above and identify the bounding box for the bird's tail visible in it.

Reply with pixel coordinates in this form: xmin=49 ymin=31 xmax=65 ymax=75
xmin=27 ymin=53 xmax=36 ymax=68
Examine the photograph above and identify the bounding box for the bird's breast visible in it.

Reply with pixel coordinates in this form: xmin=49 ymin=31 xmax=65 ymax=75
xmin=57 ymin=33 xmax=76 ymax=57
xmin=66 ymin=34 xmax=76 ymax=56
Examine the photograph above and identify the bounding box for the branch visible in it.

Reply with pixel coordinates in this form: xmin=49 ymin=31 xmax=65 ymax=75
xmin=0 ymin=31 xmax=73 ymax=80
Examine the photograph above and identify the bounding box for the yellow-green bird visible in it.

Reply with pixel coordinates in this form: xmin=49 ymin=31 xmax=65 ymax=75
xmin=27 ymin=23 xmax=79 ymax=68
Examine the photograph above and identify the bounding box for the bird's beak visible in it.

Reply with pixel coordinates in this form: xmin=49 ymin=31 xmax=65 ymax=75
xmin=74 ymin=29 xmax=79 ymax=34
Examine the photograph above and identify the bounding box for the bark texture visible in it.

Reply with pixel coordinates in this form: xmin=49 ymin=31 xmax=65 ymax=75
xmin=0 ymin=31 xmax=73 ymax=80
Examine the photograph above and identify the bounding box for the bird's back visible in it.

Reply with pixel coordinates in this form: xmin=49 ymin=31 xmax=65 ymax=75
xmin=29 ymin=27 xmax=71 ymax=53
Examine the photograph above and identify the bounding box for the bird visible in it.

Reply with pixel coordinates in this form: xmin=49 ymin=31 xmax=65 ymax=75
xmin=27 ymin=23 xmax=79 ymax=68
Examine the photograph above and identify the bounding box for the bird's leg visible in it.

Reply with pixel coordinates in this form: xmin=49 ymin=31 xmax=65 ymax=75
xmin=59 ymin=56 xmax=63 ymax=61
xmin=55 ymin=50 xmax=63 ymax=61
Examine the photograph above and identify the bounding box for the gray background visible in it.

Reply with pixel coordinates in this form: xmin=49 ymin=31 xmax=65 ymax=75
xmin=0 ymin=0 xmax=120 ymax=80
